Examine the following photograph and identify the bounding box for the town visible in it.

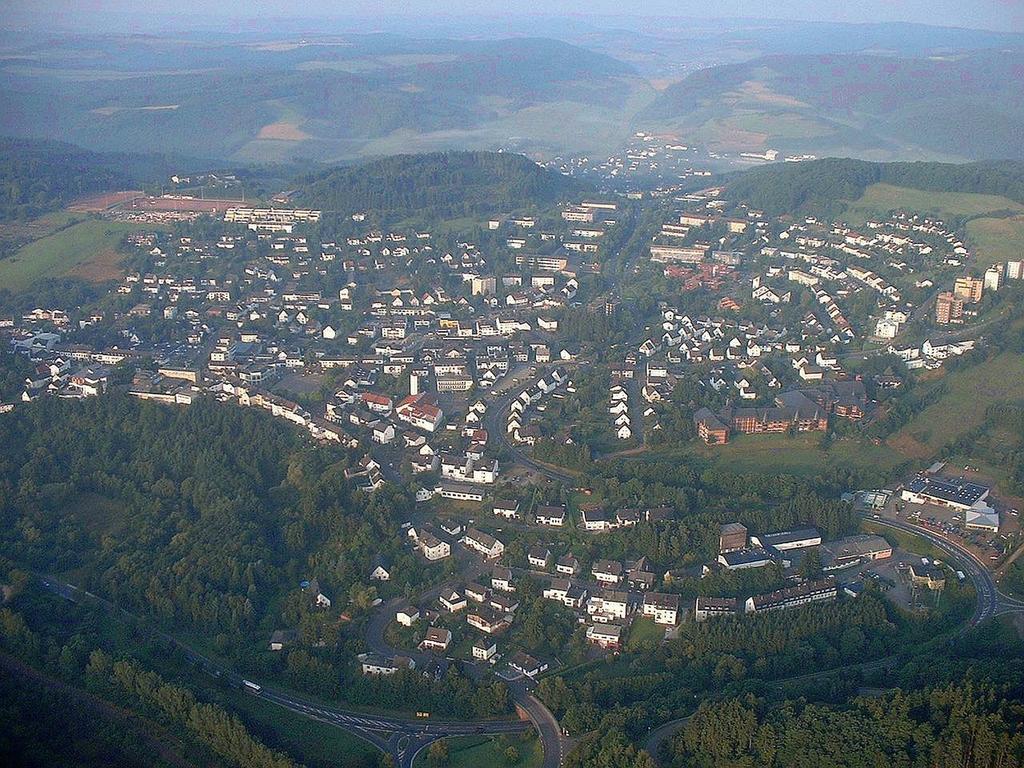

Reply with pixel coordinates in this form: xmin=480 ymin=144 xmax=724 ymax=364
xmin=4 ymin=173 xmax=1022 ymax=691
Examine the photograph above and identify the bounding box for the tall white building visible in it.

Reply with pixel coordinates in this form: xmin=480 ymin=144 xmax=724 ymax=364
xmin=984 ymin=265 xmax=1002 ymax=292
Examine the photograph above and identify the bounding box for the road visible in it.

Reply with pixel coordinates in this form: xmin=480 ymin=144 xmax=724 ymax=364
xmin=36 ymin=574 xmax=529 ymax=768
xmin=483 ymin=372 xmax=580 ymax=484
xmin=642 ymin=515 xmax=1024 ymax=766
xmin=644 ymin=715 xmax=691 ymax=765
xmin=867 ymin=516 xmax=1024 ymax=623
xmin=511 ymin=680 xmax=568 ymax=768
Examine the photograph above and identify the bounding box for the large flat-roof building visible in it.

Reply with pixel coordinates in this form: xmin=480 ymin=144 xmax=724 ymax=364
xmin=821 ymin=535 xmax=893 ymax=568
xmin=718 ymin=547 xmax=774 ymax=571
xmin=901 ymin=476 xmax=989 ymax=512
xmin=750 ymin=526 xmax=822 ymax=551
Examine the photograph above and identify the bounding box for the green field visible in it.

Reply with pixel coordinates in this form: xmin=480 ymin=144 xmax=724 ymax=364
xmin=860 ymin=520 xmax=943 ymax=561
xmin=893 ymin=352 xmax=1024 ymax=455
xmin=413 ymin=733 xmax=542 ymax=768
xmin=688 ymin=432 xmax=904 ymax=480
xmin=844 ymin=183 xmax=1024 ymax=224
xmin=728 ymin=110 xmax=833 ymax=140
xmin=220 ymin=687 xmax=380 ymax=768
xmin=0 ymin=216 xmax=137 ymax=290
xmin=966 ymin=216 xmax=1024 ymax=268
xmin=626 ymin=616 xmax=664 ymax=651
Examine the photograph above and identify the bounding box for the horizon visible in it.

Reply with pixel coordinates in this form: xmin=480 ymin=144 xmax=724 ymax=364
xmin=3 ymin=1 xmax=1024 ymax=35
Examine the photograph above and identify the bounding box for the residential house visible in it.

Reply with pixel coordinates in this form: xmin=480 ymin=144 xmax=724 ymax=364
xmin=420 ymin=627 xmax=452 ymax=652
xmin=642 ymin=592 xmax=681 ymax=625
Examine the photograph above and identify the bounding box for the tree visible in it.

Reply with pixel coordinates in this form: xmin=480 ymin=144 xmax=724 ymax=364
xmin=427 ymin=738 xmax=449 ymax=767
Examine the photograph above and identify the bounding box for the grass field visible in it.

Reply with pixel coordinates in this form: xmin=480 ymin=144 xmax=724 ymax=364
xmin=686 ymin=432 xmax=904 ymax=480
xmin=728 ymin=110 xmax=832 ymax=140
xmin=892 ymin=352 xmax=1024 ymax=456
xmin=413 ymin=733 xmax=542 ymax=768
xmin=844 ymin=184 xmax=1024 ymax=225
xmin=860 ymin=520 xmax=943 ymax=561
xmin=626 ymin=617 xmax=664 ymax=651
xmin=966 ymin=216 xmax=1024 ymax=268
xmin=0 ymin=216 xmax=138 ymax=290
xmin=219 ymin=687 xmax=380 ymax=768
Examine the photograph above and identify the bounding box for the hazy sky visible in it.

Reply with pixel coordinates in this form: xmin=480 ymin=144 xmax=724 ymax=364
xmin=5 ymin=0 xmax=1024 ymax=32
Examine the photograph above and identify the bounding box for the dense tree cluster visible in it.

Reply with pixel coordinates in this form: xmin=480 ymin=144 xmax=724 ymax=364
xmin=0 ymin=396 xmax=429 ymax=674
xmin=297 ymin=151 xmax=590 ymax=222
xmin=726 ymin=157 xmax=1024 ymax=217
xmin=0 ymin=656 xmax=185 ymax=768
xmin=346 ymin=667 xmax=511 ymax=719
xmin=0 ymin=599 xmax=292 ymax=768
xmin=670 ymin=679 xmax=1024 ymax=768
xmin=0 ymin=137 xmax=193 ymax=222
xmin=0 ymin=351 xmax=31 ymax=402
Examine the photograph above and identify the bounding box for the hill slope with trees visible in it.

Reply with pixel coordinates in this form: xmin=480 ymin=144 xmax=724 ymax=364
xmin=724 ymin=158 xmax=1024 ymax=218
xmin=296 ymin=150 xmax=592 ymax=220
xmin=0 ymin=138 xmax=193 ymax=222
xmin=644 ymin=50 xmax=1024 ymax=162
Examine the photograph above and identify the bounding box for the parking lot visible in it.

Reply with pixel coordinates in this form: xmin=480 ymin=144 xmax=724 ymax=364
xmin=858 ymin=547 xmax=956 ymax=613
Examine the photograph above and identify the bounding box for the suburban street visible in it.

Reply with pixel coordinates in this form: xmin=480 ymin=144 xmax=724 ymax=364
xmin=37 ymin=574 xmax=531 ymax=768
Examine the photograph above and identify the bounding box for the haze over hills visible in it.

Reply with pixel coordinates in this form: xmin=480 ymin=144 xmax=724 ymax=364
xmin=2 ymin=19 xmax=1024 ymax=166
xmin=0 ymin=33 xmax=644 ymax=163
xmin=642 ymin=50 xmax=1024 ymax=162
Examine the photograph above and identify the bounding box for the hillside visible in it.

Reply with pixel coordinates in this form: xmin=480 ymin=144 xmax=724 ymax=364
xmin=296 ymin=151 xmax=592 ymax=219
xmin=0 ymin=137 xmax=201 ymax=222
xmin=643 ymin=50 xmax=1024 ymax=162
xmin=0 ymin=34 xmax=643 ymax=163
xmin=724 ymin=158 xmax=1024 ymax=218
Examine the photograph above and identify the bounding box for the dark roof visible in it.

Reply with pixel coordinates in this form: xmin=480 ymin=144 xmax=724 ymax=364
xmin=720 ymin=548 xmax=773 ymax=567
xmin=756 ymin=527 xmax=821 ymax=547
xmin=906 ymin=476 xmax=988 ymax=507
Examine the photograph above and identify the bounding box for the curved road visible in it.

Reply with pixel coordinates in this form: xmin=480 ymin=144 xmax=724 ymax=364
xmin=37 ymin=575 xmax=529 ymax=768
xmin=483 ymin=371 xmax=580 ymax=485
xmin=642 ymin=514 xmax=1024 ymax=765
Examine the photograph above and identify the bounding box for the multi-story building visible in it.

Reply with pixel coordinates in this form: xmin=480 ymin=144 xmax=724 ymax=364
xmin=586 ymin=623 xmax=623 ymax=650
xmin=694 ymin=596 xmax=738 ymax=621
xmin=984 ymin=266 xmax=1002 ymax=292
xmin=586 ymin=590 xmax=629 ymax=622
xmin=744 ymin=578 xmax=837 ymax=614
xmin=953 ymin=276 xmax=983 ymax=303
xmin=719 ymin=522 xmax=748 ymax=553
xmin=935 ymin=291 xmax=964 ymax=324
xmin=641 ymin=592 xmax=681 ymax=625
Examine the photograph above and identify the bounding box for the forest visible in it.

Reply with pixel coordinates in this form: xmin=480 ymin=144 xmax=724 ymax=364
xmin=0 ymin=395 xmax=448 ymax=697
xmin=0 ymin=138 xmax=198 ymax=222
xmin=725 ymin=157 xmax=1024 ymax=217
xmin=296 ymin=151 xmax=591 ymax=222
xmin=666 ymin=620 xmax=1024 ymax=768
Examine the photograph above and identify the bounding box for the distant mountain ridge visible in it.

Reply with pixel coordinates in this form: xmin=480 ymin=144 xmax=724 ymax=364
xmin=0 ymin=34 xmax=639 ymax=163
xmin=296 ymin=151 xmax=592 ymax=219
xmin=644 ymin=50 xmax=1024 ymax=162
xmin=725 ymin=157 xmax=1024 ymax=217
